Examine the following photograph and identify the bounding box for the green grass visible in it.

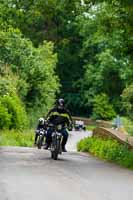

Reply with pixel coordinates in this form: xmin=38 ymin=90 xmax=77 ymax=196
xmin=86 ymin=125 xmax=96 ymax=131
xmin=0 ymin=129 xmax=34 ymax=147
xmin=77 ymin=136 xmax=133 ymax=170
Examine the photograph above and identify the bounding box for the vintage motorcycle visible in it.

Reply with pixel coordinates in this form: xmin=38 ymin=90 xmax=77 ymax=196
xmin=37 ymin=128 xmax=46 ymax=149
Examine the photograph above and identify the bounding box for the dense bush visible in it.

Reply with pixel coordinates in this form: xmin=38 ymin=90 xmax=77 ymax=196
xmin=0 ymin=103 xmax=12 ymax=129
xmin=92 ymin=93 xmax=116 ymax=120
xmin=0 ymin=95 xmax=29 ymax=130
xmin=0 ymin=74 xmax=29 ymax=130
xmin=77 ymin=137 xmax=133 ymax=169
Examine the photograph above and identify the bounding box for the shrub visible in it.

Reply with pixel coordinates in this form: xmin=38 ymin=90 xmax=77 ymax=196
xmin=0 ymin=95 xmax=29 ymax=130
xmin=77 ymin=136 xmax=133 ymax=169
xmin=0 ymin=72 xmax=29 ymax=130
xmin=0 ymin=103 xmax=12 ymax=129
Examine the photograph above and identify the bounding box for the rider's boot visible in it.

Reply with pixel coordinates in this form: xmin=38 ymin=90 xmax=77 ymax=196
xmin=62 ymin=145 xmax=67 ymax=152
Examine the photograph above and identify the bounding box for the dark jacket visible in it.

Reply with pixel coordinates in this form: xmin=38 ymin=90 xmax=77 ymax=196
xmin=45 ymin=106 xmax=72 ymax=127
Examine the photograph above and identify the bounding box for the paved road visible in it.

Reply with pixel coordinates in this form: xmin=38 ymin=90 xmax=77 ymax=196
xmin=0 ymin=131 xmax=133 ymax=200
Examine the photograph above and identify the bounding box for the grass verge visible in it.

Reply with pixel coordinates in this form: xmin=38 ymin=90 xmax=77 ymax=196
xmin=86 ymin=125 xmax=96 ymax=131
xmin=77 ymin=136 xmax=133 ymax=170
xmin=0 ymin=129 xmax=34 ymax=147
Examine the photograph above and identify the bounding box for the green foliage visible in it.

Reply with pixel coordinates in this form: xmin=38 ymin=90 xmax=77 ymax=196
xmin=0 ymin=0 xmax=84 ymax=115
xmin=77 ymin=136 xmax=133 ymax=169
xmin=0 ymin=103 xmax=12 ymax=129
xmin=121 ymin=117 xmax=133 ymax=136
xmin=0 ymin=28 xmax=59 ymax=126
xmin=73 ymin=1 xmax=132 ymax=115
xmin=0 ymin=129 xmax=34 ymax=147
xmin=86 ymin=125 xmax=96 ymax=131
xmin=92 ymin=93 xmax=116 ymax=120
xmin=121 ymin=84 xmax=133 ymax=120
xmin=0 ymin=67 xmax=29 ymax=130
xmin=0 ymin=0 xmax=132 ymax=119
xmin=0 ymin=95 xmax=29 ymax=130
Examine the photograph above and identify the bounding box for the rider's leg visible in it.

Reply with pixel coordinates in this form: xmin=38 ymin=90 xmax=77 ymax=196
xmin=61 ymin=128 xmax=68 ymax=152
xmin=44 ymin=127 xmax=53 ymax=149
xmin=34 ymin=132 xmax=38 ymax=144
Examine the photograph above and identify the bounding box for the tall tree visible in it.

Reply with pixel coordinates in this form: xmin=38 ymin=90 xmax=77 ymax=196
xmin=0 ymin=0 xmax=132 ymax=117
xmin=0 ymin=28 xmax=59 ymax=124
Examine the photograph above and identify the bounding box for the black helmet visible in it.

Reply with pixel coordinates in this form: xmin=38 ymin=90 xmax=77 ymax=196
xmin=57 ymin=98 xmax=65 ymax=107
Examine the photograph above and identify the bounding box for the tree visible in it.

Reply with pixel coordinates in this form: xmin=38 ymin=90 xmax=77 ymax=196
xmin=0 ymin=28 xmax=59 ymax=125
xmin=0 ymin=0 xmax=132 ymax=118
xmin=73 ymin=1 xmax=132 ymax=115
xmin=92 ymin=93 xmax=116 ymax=120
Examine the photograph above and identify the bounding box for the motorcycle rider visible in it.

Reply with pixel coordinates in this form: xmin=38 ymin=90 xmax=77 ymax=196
xmin=44 ymin=98 xmax=73 ymax=152
xmin=34 ymin=118 xmax=45 ymax=145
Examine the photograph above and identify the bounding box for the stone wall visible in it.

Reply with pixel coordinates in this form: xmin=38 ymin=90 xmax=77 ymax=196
xmin=93 ymin=127 xmax=133 ymax=149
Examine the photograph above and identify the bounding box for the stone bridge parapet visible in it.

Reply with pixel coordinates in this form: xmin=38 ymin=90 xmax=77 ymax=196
xmin=93 ymin=127 xmax=133 ymax=149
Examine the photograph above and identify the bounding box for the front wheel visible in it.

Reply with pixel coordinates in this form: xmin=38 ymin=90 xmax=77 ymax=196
xmin=37 ymin=136 xmax=43 ymax=149
xmin=51 ymin=136 xmax=61 ymax=160
xmin=51 ymin=151 xmax=58 ymax=160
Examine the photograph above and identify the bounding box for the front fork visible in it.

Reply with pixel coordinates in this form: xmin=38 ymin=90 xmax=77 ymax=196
xmin=51 ymin=132 xmax=63 ymax=154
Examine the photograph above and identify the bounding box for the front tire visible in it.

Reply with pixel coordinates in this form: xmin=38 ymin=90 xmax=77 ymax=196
xmin=37 ymin=136 xmax=43 ymax=149
xmin=51 ymin=151 xmax=58 ymax=160
xmin=51 ymin=136 xmax=61 ymax=160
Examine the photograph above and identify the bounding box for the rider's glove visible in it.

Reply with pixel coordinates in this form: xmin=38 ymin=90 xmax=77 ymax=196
xmin=68 ymin=123 xmax=73 ymax=131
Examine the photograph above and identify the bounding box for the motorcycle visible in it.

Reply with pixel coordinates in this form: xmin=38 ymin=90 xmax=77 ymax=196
xmin=50 ymin=125 xmax=63 ymax=160
xmin=37 ymin=128 xmax=46 ymax=149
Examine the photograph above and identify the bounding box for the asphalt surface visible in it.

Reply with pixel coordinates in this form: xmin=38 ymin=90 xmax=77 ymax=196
xmin=0 ymin=131 xmax=133 ymax=200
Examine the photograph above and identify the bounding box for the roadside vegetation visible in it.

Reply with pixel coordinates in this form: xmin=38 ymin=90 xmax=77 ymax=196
xmin=121 ymin=117 xmax=133 ymax=136
xmin=86 ymin=125 xmax=96 ymax=131
xmin=0 ymin=130 xmax=34 ymax=147
xmin=0 ymin=0 xmax=132 ymax=166
xmin=77 ymin=137 xmax=133 ymax=170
